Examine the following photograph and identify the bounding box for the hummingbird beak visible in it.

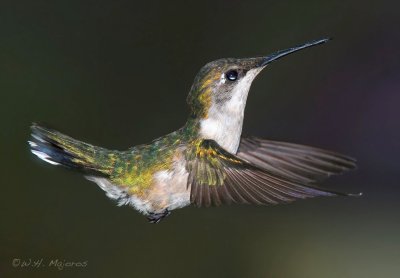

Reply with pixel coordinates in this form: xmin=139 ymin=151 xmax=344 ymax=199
xmin=257 ymin=38 xmax=330 ymax=67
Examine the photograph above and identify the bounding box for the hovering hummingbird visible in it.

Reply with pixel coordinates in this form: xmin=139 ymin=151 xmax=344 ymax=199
xmin=29 ymin=38 xmax=359 ymax=223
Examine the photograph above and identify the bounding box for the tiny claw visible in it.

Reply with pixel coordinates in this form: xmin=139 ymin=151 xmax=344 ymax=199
xmin=146 ymin=210 xmax=171 ymax=224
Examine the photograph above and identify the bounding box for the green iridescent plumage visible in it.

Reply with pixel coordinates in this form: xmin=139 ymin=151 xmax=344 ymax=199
xmin=31 ymin=122 xmax=200 ymax=195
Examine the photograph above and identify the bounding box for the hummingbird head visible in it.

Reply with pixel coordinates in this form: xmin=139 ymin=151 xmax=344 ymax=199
xmin=186 ymin=38 xmax=329 ymax=153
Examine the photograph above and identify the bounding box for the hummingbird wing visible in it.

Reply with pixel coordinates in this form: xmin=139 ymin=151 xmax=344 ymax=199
xmin=237 ymin=137 xmax=356 ymax=183
xmin=186 ymin=139 xmax=356 ymax=208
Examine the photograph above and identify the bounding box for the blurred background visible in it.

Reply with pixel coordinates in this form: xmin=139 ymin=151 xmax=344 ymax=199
xmin=1 ymin=0 xmax=399 ymax=277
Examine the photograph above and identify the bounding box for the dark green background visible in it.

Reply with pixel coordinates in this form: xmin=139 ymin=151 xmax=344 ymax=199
xmin=1 ymin=0 xmax=399 ymax=277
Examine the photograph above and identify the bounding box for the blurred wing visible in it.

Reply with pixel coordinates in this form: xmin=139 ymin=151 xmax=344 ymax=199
xmin=186 ymin=139 xmax=352 ymax=208
xmin=237 ymin=137 xmax=357 ymax=183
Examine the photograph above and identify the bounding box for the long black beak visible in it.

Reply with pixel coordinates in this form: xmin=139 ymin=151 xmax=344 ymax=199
xmin=258 ymin=38 xmax=329 ymax=67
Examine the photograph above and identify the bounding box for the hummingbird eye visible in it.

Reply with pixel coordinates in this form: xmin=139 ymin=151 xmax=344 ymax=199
xmin=225 ymin=70 xmax=238 ymax=81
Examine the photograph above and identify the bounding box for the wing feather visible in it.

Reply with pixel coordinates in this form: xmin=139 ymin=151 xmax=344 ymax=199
xmin=186 ymin=139 xmax=358 ymax=207
xmin=237 ymin=137 xmax=356 ymax=183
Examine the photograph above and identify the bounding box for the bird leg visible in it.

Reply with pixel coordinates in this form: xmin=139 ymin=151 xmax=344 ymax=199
xmin=146 ymin=210 xmax=171 ymax=224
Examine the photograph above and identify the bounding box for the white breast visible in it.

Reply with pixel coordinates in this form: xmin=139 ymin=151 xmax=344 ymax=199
xmin=199 ymin=105 xmax=244 ymax=154
xmin=152 ymin=157 xmax=191 ymax=211
xmin=199 ymin=68 xmax=261 ymax=153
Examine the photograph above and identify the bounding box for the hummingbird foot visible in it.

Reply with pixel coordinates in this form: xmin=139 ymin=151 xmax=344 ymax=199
xmin=146 ymin=210 xmax=171 ymax=224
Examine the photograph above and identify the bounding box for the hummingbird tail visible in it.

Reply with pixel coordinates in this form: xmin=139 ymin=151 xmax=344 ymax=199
xmin=29 ymin=123 xmax=113 ymax=176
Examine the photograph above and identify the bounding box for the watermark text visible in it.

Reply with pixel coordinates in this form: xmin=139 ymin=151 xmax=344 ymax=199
xmin=12 ymin=258 xmax=88 ymax=270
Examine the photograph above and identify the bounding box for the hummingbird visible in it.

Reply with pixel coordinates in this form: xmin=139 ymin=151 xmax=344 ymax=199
xmin=29 ymin=38 xmax=359 ymax=223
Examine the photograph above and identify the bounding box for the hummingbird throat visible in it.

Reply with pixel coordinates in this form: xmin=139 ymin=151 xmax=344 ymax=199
xmin=198 ymin=68 xmax=262 ymax=154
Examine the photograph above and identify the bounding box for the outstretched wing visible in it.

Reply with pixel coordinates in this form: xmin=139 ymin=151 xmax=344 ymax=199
xmin=237 ymin=137 xmax=357 ymax=183
xmin=186 ymin=139 xmax=355 ymax=208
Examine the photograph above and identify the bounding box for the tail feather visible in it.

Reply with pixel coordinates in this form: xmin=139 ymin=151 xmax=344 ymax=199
xmin=29 ymin=123 xmax=114 ymax=176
